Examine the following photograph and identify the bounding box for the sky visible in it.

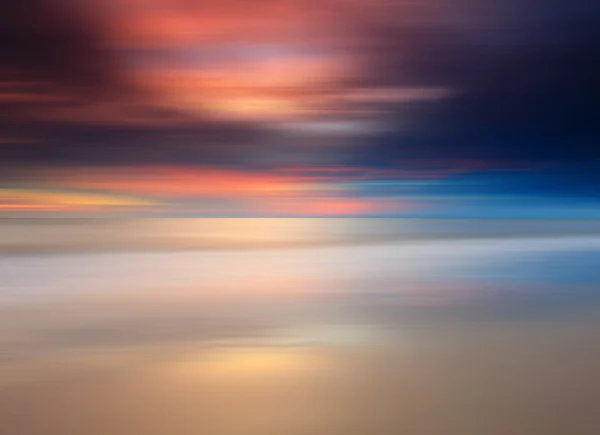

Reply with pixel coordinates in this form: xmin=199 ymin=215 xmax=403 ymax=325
xmin=1 ymin=0 xmax=599 ymax=216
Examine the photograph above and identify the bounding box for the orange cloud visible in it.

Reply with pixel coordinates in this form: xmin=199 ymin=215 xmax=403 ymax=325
xmin=46 ymin=166 xmax=319 ymax=199
xmin=102 ymin=1 xmax=333 ymax=48
xmin=135 ymin=51 xmax=350 ymax=121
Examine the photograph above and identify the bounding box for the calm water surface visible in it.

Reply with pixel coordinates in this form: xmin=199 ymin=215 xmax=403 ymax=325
xmin=1 ymin=219 xmax=600 ymax=435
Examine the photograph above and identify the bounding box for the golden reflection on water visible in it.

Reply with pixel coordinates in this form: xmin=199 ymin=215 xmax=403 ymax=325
xmin=158 ymin=347 xmax=329 ymax=383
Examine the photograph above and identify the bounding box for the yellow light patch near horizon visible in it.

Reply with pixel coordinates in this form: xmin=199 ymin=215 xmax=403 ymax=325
xmin=0 ymin=188 xmax=154 ymax=209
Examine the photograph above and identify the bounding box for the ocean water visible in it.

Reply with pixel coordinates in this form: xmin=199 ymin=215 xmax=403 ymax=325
xmin=1 ymin=219 xmax=600 ymax=434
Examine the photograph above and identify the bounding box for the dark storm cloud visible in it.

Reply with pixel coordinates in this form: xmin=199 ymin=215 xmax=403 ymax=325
xmin=356 ymin=0 xmax=600 ymax=169
xmin=0 ymin=0 xmax=140 ymax=140
xmin=437 ymin=22 xmax=599 ymax=162
xmin=0 ymin=120 xmax=266 ymax=167
xmin=0 ymin=0 xmax=121 ymax=93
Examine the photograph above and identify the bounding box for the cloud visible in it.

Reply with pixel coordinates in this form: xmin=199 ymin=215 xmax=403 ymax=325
xmin=0 ymin=0 xmax=121 ymax=92
xmin=1 ymin=0 xmax=599 ymax=205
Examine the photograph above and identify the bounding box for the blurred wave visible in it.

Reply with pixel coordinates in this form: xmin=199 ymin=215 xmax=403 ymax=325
xmin=1 ymin=218 xmax=600 ymax=254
